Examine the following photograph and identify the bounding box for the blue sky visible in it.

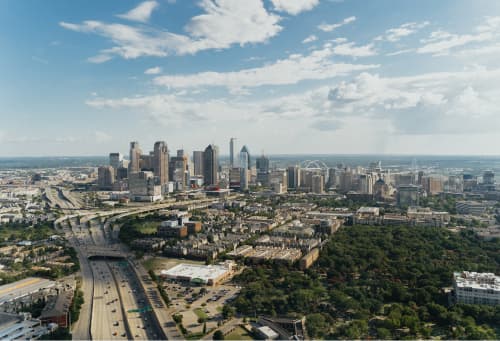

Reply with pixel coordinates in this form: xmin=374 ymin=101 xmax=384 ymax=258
xmin=1 ymin=0 xmax=500 ymax=156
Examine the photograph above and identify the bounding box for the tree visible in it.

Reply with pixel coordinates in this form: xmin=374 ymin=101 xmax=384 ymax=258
xmin=377 ymin=328 xmax=391 ymax=339
xmin=222 ymin=305 xmax=236 ymax=320
xmin=173 ymin=314 xmax=183 ymax=324
xmin=306 ymin=313 xmax=330 ymax=339
xmin=213 ymin=330 xmax=224 ymax=340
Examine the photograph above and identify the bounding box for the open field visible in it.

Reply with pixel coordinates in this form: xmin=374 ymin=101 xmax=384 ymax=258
xmin=225 ymin=326 xmax=253 ymax=340
xmin=142 ymin=256 xmax=205 ymax=273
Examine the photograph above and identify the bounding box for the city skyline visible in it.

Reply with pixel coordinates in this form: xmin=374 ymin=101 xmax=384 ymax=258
xmin=2 ymin=0 xmax=500 ymax=156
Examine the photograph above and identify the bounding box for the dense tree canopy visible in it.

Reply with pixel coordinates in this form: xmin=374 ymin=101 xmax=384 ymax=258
xmin=232 ymin=226 xmax=500 ymax=339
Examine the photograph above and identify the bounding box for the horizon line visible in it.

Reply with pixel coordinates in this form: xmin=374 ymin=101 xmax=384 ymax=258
xmin=1 ymin=153 xmax=500 ymax=158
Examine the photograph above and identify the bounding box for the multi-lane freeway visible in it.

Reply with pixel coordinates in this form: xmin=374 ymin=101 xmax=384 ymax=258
xmin=90 ymin=260 xmax=128 ymax=340
xmin=54 ymin=196 xmax=234 ymax=340
xmin=59 ymin=214 xmax=161 ymax=340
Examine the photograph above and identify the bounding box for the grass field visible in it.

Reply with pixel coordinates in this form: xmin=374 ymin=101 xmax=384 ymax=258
xmin=194 ymin=307 xmax=208 ymax=320
xmin=136 ymin=221 xmax=160 ymax=234
xmin=142 ymin=256 xmax=205 ymax=272
xmin=225 ymin=327 xmax=253 ymax=340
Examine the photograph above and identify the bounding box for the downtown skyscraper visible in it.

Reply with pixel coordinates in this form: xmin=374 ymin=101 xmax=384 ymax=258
xmin=153 ymin=141 xmax=169 ymax=190
xmin=203 ymin=144 xmax=219 ymax=186
xmin=229 ymin=137 xmax=237 ymax=168
xmin=129 ymin=141 xmax=142 ymax=174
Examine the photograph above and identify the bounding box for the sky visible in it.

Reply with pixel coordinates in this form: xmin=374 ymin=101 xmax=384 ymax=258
xmin=1 ymin=0 xmax=500 ymax=157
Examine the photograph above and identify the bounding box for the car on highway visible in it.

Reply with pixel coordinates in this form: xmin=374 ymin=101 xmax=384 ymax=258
xmin=113 ymin=321 xmax=119 ymax=326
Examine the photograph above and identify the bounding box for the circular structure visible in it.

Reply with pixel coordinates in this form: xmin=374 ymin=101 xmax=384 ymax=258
xmin=300 ymin=160 xmax=329 ymax=170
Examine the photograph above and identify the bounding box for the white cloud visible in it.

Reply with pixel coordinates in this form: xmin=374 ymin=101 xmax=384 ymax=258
xmin=60 ymin=0 xmax=282 ymax=62
xmin=270 ymin=0 xmax=319 ymax=15
xmin=456 ymin=43 xmax=500 ymax=58
xmin=375 ymin=21 xmax=429 ymax=42
xmin=302 ymin=34 xmax=317 ymax=44
xmin=117 ymin=1 xmax=159 ymax=23
xmin=94 ymin=131 xmax=112 ymax=143
xmin=386 ymin=48 xmax=414 ymax=56
xmin=318 ymin=16 xmax=356 ymax=32
xmin=88 ymin=54 xmax=113 ymax=64
xmin=327 ymin=68 xmax=500 ymax=134
xmin=85 ymin=66 xmax=500 ymax=141
xmin=417 ymin=16 xmax=500 ymax=56
xmin=329 ymin=41 xmax=376 ymax=57
xmin=153 ymin=43 xmax=379 ymax=90
xmin=86 ymin=94 xmax=249 ymax=125
xmin=184 ymin=0 xmax=282 ymax=49
xmin=144 ymin=66 xmax=162 ymax=74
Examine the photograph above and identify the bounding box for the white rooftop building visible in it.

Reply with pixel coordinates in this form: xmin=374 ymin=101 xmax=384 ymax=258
xmin=159 ymin=262 xmax=234 ymax=286
xmin=453 ymin=271 xmax=500 ymax=306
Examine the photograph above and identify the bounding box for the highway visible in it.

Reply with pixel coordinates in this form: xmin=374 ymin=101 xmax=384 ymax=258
xmin=110 ymin=262 xmax=158 ymax=340
xmin=129 ymin=259 xmax=184 ymax=340
xmin=67 ymin=213 xmax=159 ymax=340
xmin=54 ymin=197 xmax=233 ymax=339
xmin=62 ymin=219 xmax=93 ymax=341
xmin=90 ymin=260 xmax=129 ymax=340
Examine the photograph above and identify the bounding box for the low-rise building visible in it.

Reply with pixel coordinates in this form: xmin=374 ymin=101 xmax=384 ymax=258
xmin=0 ymin=312 xmax=50 ymax=340
xmin=453 ymin=271 xmax=500 ymax=306
xmin=185 ymin=221 xmax=202 ymax=234
xmin=159 ymin=261 xmax=234 ymax=286
xmin=131 ymin=238 xmax=166 ymax=251
xmin=39 ymin=289 xmax=74 ymax=328
xmin=456 ymin=201 xmax=494 ymax=216
xmin=299 ymin=248 xmax=320 ymax=270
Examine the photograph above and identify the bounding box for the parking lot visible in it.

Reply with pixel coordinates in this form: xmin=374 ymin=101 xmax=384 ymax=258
xmin=163 ymin=280 xmax=240 ymax=335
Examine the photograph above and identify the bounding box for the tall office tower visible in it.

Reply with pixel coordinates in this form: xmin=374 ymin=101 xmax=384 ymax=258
xmin=326 ymin=167 xmax=336 ymax=189
xmin=193 ymin=151 xmax=204 ymax=176
xmin=116 ymin=167 xmax=128 ymax=180
xmin=153 ymin=141 xmax=169 ymax=188
xmin=129 ymin=141 xmax=142 ymax=174
xmin=445 ymin=175 xmax=463 ymax=193
xmin=203 ymin=144 xmax=219 ymax=186
xmin=178 ymin=149 xmax=189 ymax=185
xmin=397 ymin=184 xmax=421 ymax=207
xmin=422 ymin=176 xmax=443 ymax=195
xmin=240 ymin=145 xmax=251 ymax=170
xmin=109 ymin=153 xmax=122 ymax=171
xmin=97 ymin=166 xmax=115 ymax=190
xmin=417 ymin=171 xmax=424 ymax=185
xmin=240 ymin=147 xmax=250 ymax=191
xmin=229 ymin=137 xmax=237 ymax=168
xmin=140 ymin=152 xmax=154 ymax=171
xmin=311 ymin=174 xmax=324 ymax=194
xmin=287 ymin=165 xmax=300 ymax=190
xmin=168 ymin=149 xmax=189 ymax=190
xmin=229 ymin=167 xmax=242 ymax=189
xmin=338 ymin=169 xmax=353 ymax=193
xmin=270 ymin=170 xmax=288 ymax=193
xmin=256 ymin=154 xmax=270 ymax=186
xmin=483 ymin=171 xmax=495 ymax=185
xmin=359 ymin=174 xmax=374 ymax=194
